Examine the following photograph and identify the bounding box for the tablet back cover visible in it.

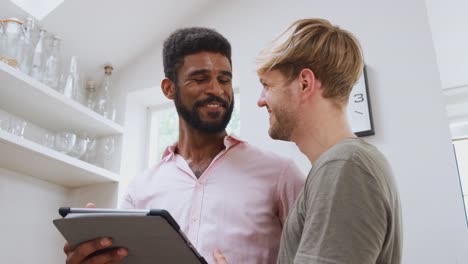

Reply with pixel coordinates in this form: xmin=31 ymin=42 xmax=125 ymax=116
xmin=53 ymin=214 xmax=206 ymax=264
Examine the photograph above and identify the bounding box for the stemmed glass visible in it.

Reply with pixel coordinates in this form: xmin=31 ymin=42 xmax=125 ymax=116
xmin=95 ymin=136 xmax=115 ymax=169
xmin=68 ymin=136 xmax=88 ymax=159
xmin=81 ymin=137 xmax=97 ymax=164
xmin=102 ymin=137 xmax=115 ymax=157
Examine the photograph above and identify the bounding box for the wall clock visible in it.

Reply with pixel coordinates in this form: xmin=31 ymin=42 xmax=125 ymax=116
xmin=347 ymin=66 xmax=375 ymax=137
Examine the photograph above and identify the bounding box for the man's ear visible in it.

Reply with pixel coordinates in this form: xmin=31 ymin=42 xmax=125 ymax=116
xmin=299 ymin=68 xmax=320 ymax=98
xmin=161 ymin=78 xmax=175 ymax=100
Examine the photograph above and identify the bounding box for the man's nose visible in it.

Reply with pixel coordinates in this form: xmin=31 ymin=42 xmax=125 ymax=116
xmin=257 ymin=89 xmax=266 ymax=107
xmin=206 ymin=79 xmax=224 ymax=96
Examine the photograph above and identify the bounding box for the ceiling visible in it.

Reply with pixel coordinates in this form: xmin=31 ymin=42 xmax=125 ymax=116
xmin=0 ymin=0 xmax=214 ymax=80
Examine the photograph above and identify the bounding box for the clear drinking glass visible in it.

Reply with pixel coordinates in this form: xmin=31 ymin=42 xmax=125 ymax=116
xmin=42 ymin=35 xmax=61 ymax=89
xmin=54 ymin=132 xmax=76 ymax=154
xmin=0 ymin=114 xmax=9 ymax=132
xmin=41 ymin=131 xmax=56 ymax=149
xmin=9 ymin=116 xmax=27 ymax=138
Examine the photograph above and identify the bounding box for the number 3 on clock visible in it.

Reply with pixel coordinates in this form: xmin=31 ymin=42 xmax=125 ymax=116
xmin=346 ymin=66 xmax=375 ymax=137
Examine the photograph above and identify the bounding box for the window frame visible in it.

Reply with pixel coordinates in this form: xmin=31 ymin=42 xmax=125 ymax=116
xmin=453 ymin=137 xmax=468 ymax=227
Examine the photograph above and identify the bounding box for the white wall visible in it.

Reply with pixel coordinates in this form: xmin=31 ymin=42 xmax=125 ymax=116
xmin=0 ymin=168 xmax=69 ymax=263
xmin=117 ymin=0 xmax=468 ymax=262
xmin=0 ymin=110 xmax=120 ymax=263
xmin=0 ymin=166 xmax=119 ymax=264
xmin=117 ymin=88 xmax=165 ymax=204
xmin=426 ymin=0 xmax=468 ymax=139
xmin=425 ymin=0 xmax=468 ymax=89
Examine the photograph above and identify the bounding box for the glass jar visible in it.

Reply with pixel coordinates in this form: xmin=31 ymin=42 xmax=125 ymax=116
xmin=1 ymin=18 xmax=23 ymax=68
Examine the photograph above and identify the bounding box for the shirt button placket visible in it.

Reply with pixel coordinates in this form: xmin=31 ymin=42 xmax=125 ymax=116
xmin=189 ymin=181 xmax=203 ymax=245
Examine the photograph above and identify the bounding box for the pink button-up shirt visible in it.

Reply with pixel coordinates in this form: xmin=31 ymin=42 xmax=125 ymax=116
xmin=121 ymin=135 xmax=305 ymax=264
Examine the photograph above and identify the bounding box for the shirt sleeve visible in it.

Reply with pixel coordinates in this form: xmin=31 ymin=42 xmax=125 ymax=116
xmin=294 ymin=160 xmax=387 ymax=264
xmin=276 ymin=160 xmax=306 ymax=224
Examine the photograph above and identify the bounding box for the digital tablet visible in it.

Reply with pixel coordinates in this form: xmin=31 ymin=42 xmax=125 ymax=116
xmin=53 ymin=207 xmax=208 ymax=264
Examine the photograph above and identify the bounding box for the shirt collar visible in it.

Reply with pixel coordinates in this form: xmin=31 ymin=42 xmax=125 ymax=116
xmin=161 ymin=134 xmax=244 ymax=160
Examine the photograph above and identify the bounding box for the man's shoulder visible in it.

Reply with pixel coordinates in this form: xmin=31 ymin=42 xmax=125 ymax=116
xmin=234 ymin=140 xmax=293 ymax=164
xmin=312 ymin=138 xmax=395 ymax=193
xmin=318 ymin=138 xmax=384 ymax=166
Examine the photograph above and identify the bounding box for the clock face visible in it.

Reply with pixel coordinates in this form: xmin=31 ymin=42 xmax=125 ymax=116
xmin=346 ymin=67 xmax=375 ymax=137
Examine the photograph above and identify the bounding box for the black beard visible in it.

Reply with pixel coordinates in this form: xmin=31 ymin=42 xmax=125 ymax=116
xmin=174 ymin=87 xmax=234 ymax=134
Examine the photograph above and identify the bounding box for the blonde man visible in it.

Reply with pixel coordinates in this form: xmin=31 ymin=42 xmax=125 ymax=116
xmin=214 ymin=18 xmax=402 ymax=264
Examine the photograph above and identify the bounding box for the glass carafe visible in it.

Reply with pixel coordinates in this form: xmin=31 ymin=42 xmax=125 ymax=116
xmin=1 ymin=18 xmax=23 ymax=68
xmin=42 ymin=35 xmax=61 ymax=89
xmin=96 ymin=66 xmax=117 ymax=121
xmin=30 ymin=27 xmax=46 ymax=80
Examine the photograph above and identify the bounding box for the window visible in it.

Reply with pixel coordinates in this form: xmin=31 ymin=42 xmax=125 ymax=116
xmin=147 ymin=93 xmax=241 ymax=166
xmin=453 ymin=138 xmax=468 ymax=224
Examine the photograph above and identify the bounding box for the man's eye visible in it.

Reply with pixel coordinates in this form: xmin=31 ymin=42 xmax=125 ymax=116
xmin=219 ymin=78 xmax=231 ymax=84
xmin=193 ymin=78 xmax=207 ymax=83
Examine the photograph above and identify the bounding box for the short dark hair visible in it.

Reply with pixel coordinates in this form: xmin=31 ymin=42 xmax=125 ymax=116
xmin=163 ymin=27 xmax=232 ymax=83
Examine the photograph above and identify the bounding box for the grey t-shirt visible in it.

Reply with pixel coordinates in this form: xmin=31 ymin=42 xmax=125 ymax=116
xmin=278 ymin=138 xmax=402 ymax=264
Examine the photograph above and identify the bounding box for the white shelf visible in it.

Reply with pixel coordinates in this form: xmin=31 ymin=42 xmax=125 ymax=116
xmin=0 ymin=62 xmax=123 ymax=136
xmin=0 ymin=130 xmax=119 ymax=188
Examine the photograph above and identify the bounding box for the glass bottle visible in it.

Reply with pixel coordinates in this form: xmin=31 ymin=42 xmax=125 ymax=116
xmin=96 ymin=66 xmax=117 ymax=121
xmin=19 ymin=17 xmax=36 ymax=74
xmin=42 ymin=35 xmax=61 ymax=89
xmin=85 ymin=80 xmax=97 ymax=110
xmin=30 ymin=27 xmax=46 ymax=80
xmin=61 ymin=55 xmax=80 ymax=99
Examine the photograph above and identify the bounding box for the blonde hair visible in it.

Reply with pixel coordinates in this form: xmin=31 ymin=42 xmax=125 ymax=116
xmin=257 ymin=18 xmax=364 ymax=104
